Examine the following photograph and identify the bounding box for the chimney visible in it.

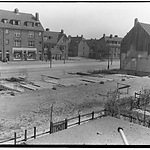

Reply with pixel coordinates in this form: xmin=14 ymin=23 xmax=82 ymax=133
xmin=103 ymin=34 xmax=105 ymax=37
xmin=14 ymin=8 xmax=19 ymax=14
xmin=35 ymin=12 xmax=39 ymax=21
xmin=114 ymin=35 xmax=118 ymax=37
xmin=81 ymin=35 xmax=83 ymax=38
xmin=61 ymin=29 xmax=64 ymax=34
xmin=46 ymin=28 xmax=50 ymax=31
xmin=134 ymin=18 xmax=138 ymax=26
xmin=110 ymin=34 xmax=113 ymax=38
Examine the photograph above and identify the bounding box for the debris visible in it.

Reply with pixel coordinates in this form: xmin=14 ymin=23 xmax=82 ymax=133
xmin=76 ymin=72 xmax=91 ymax=76
xmin=100 ymin=81 xmax=104 ymax=84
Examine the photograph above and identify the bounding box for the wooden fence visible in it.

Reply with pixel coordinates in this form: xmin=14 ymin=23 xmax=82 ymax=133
xmin=0 ymin=109 xmax=106 ymax=145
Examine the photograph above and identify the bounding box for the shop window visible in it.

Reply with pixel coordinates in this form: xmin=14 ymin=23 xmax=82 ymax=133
xmin=13 ymin=51 xmax=22 ymax=60
xmin=27 ymin=51 xmax=36 ymax=59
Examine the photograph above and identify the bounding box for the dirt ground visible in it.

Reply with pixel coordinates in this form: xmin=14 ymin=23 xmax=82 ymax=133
xmin=0 ymin=58 xmax=150 ymax=143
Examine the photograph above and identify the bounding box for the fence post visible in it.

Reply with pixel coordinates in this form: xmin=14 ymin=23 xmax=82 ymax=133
xmin=14 ymin=132 xmax=16 ymax=145
xmin=65 ymin=118 xmax=68 ymax=129
xmin=24 ymin=129 xmax=27 ymax=141
xmin=34 ymin=127 xmax=36 ymax=139
xmin=78 ymin=115 xmax=80 ymax=125
xmin=91 ymin=111 xmax=94 ymax=120
xmin=50 ymin=121 xmax=53 ymax=134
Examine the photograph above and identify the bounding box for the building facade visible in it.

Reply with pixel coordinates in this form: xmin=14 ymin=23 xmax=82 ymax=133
xmin=95 ymin=34 xmax=122 ymax=61
xmin=68 ymin=35 xmax=90 ymax=57
xmin=121 ymin=18 xmax=150 ymax=72
xmin=0 ymin=8 xmax=44 ymax=61
xmin=43 ymin=29 xmax=69 ymax=61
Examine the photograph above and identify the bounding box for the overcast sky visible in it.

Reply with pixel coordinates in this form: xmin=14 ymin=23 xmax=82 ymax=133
xmin=0 ymin=2 xmax=150 ymax=39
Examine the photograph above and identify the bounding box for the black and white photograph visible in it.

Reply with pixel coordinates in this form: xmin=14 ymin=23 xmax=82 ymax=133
xmin=0 ymin=1 xmax=150 ymax=146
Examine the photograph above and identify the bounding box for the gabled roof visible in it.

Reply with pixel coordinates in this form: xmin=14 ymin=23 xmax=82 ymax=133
xmin=43 ymin=31 xmax=60 ymax=44
xmin=140 ymin=22 xmax=150 ymax=36
xmin=86 ymin=39 xmax=98 ymax=49
xmin=69 ymin=36 xmax=83 ymax=47
xmin=0 ymin=9 xmax=44 ymax=31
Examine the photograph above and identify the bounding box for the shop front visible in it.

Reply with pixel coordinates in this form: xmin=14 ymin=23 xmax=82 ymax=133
xmin=12 ymin=48 xmax=37 ymax=61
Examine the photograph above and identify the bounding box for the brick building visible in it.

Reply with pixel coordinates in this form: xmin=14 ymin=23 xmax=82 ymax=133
xmin=95 ymin=34 xmax=122 ymax=61
xmin=121 ymin=18 xmax=150 ymax=73
xmin=0 ymin=8 xmax=44 ymax=61
xmin=43 ymin=29 xmax=69 ymax=61
xmin=68 ymin=35 xmax=90 ymax=57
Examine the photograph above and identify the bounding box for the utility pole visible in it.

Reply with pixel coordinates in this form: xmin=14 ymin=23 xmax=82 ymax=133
xmin=107 ymin=49 xmax=110 ymax=69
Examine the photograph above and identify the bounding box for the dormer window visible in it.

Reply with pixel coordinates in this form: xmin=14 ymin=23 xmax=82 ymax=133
xmin=2 ymin=19 xmax=8 ymax=23
xmin=35 ymin=22 xmax=40 ymax=27
xmin=11 ymin=20 xmax=21 ymax=25
xmin=24 ymin=21 xmax=34 ymax=27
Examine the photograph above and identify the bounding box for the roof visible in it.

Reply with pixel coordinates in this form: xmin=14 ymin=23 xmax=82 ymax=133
xmin=140 ymin=22 xmax=150 ymax=36
xmin=26 ymin=116 xmax=150 ymax=145
xmin=104 ymin=36 xmax=123 ymax=42
xmin=43 ymin=31 xmax=65 ymax=44
xmin=0 ymin=9 xmax=44 ymax=31
xmin=86 ymin=39 xmax=98 ymax=49
xmin=69 ymin=36 xmax=83 ymax=48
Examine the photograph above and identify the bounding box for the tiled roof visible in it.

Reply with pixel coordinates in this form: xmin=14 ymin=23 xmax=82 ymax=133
xmin=43 ymin=31 xmax=65 ymax=44
xmin=0 ymin=9 xmax=44 ymax=31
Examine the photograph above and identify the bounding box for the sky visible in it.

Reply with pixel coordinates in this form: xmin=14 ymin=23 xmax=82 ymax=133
xmin=0 ymin=2 xmax=150 ymax=39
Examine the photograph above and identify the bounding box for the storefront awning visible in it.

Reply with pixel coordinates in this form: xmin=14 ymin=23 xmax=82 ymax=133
xmin=12 ymin=47 xmax=37 ymax=52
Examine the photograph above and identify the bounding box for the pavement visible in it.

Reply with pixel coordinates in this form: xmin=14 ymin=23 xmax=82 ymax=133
xmin=26 ymin=116 xmax=150 ymax=145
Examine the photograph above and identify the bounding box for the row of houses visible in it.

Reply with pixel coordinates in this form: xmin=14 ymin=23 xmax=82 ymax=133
xmin=0 ymin=8 xmax=123 ymax=62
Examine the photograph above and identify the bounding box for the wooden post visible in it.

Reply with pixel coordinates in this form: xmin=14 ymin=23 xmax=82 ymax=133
xmin=65 ymin=118 xmax=67 ymax=129
xmin=34 ymin=127 xmax=36 ymax=139
xmin=50 ymin=121 xmax=53 ymax=134
xmin=91 ymin=111 xmax=94 ymax=120
xmin=78 ymin=114 xmax=81 ymax=125
xmin=24 ymin=129 xmax=27 ymax=141
xmin=50 ymin=105 xmax=53 ymax=133
xmin=14 ymin=132 xmax=16 ymax=145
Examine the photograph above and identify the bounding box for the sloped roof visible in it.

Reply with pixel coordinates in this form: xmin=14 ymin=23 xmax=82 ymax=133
xmin=0 ymin=9 xmax=44 ymax=31
xmin=69 ymin=36 xmax=83 ymax=47
xmin=43 ymin=31 xmax=65 ymax=44
xmin=86 ymin=39 xmax=98 ymax=49
xmin=104 ymin=36 xmax=122 ymax=42
xmin=140 ymin=22 xmax=150 ymax=36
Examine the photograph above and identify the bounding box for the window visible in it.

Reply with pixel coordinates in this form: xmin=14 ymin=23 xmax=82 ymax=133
xmin=12 ymin=20 xmax=21 ymax=25
xmin=25 ymin=21 xmax=34 ymax=27
xmin=28 ymin=31 xmax=34 ymax=38
xmin=14 ymin=30 xmax=21 ymax=37
xmin=43 ymin=36 xmax=48 ymax=41
xmin=2 ymin=19 xmax=8 ymax=23
xmin=28 ymin=40 xmax=35 ymax=47
xmin=5 ymin=29 xmax=9 ymax=34
xmin=6 ymin=39 xmax=9 ymax=45
xmin=49 ymin=36 xmax=51 ymax=39
xmin=35 ymin=22 xmax=40 ymax=27
xmin=14 ymin=39 xmax=21 ymax=47
xmin=39 ymin=32 xmax=42 ymax=36
xmin=39 ymin=41 xmax=42 ymax=46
